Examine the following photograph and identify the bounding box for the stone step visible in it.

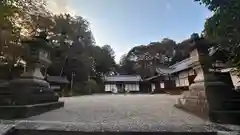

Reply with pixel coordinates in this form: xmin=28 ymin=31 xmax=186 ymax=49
xmin=10 ymin=129 xmax=219 ymax=135
xmin=11 ymin=120 xmax=234 ymax=134
xmin=0 ymin=101 xmax=64 ymax=119
xmin=0 ymin=124 xmax=15 ymax=135
xmin=221 ymin=100 xmax=240 ymax=110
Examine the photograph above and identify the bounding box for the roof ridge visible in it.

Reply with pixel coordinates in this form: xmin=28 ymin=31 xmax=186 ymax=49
xmin=106 ymin=75 xmax=141 ymax=77
xmin=170 ymin=58 xmax=190 ymax=68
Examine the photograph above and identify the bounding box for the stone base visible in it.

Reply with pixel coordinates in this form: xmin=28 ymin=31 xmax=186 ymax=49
xmin=209 ymin=110 xmax=240 ymax=125
xmin=175 ymin=97 xmax=240 ymax=125
xmin=175 ymin=89 xmax=208 ymax=114
xmin=0 ymin=102 xmax=64 ymax=119
xmin=175 ymin=97 xmax=209 ymax=120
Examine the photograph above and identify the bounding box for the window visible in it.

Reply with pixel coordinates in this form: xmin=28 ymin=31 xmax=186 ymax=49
xmin=125 ymin=84 xmax=139 ymax=91
xmin=105 ymin=84 xmax=118 ymax=92
xmin=175 ymin=77 xmax=180 ymax=87
xmin=105 ymin=84 xmax=110 ymax=91
xmin=160 ymin=83 xmax=165 ymax=88
xmin=180 ymin=79 xmax=185 ymax=86
xmin=185 ymin=78 xmax=189 ymax=86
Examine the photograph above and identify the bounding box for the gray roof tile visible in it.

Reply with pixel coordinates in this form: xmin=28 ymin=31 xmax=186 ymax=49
xmin=155 ymin=58 xmax=194 ymax=75
xmin=156 ymin=66 xmax=173 ymax=75
xmin=170 ymin=58 xmax=193 ymax=73
xmin=104 ymin=75 xmax=142 ymax=82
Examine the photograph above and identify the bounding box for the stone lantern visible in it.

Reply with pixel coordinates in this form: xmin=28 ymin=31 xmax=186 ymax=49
xmin=176 ymin=33 xmax=240 ymax=124
xmin=0 ymin=32 xmax=64 ymax=119
xmin=22 ymin=32 xmax=51 ymax=80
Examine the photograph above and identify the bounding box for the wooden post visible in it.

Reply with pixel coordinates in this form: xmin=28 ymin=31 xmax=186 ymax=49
xmin=44 ymin=67 xmax=48 ymax=77
xmin=70 ymin=72 xmax=75 ymax=95
xmin=60 ymin=56 xmax=68 ymax=76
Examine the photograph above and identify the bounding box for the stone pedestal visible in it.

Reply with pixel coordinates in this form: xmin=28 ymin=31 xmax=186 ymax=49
xmin=175 ymin=63 xmax=210 ymax=119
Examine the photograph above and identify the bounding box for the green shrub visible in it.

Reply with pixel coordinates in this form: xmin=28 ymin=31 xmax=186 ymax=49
xmin=83 ymin=79 xmax=98 ymax=94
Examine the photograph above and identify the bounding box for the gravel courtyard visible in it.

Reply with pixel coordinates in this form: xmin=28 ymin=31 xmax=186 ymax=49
xmin=27 ymin=94 xmax=207 ymax=127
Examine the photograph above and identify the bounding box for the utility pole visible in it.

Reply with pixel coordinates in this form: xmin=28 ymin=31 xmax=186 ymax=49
xmin=60 ymin=56 xmax=68 ymax=76
xmin=59 ymin=31 xmax=68 ymax=77
xmin=44 ymin=66 xmax=48 ymax=77
xmin=70 ymin=72 xmax=75 ymax=95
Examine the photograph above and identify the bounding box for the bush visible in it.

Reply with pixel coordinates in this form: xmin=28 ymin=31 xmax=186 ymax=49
xmin=70 ymin=80 xmax=99 ymax=95
xmin=83 ymin=79 xmax=98 ymax=94
xmin=72 ymin=83 xmax=84 ymax=95
xmin=60 ymin=88 xmax=72 ymax=97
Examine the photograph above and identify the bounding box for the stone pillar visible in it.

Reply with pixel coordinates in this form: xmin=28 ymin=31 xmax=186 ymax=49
xmin=176 ymin=34 xmax=240 ymax=124
xmin=187 ymin=35 xmax=226 ymax=114
xmin=175 ymin=34 xmax=212 ymax=117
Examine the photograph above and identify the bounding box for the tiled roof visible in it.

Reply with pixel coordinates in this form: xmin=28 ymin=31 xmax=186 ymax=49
xmin=170 ymin=58 xmax=193 ymax=73
xmin=154 ymin=47 xmax=227 ymax=76
xmin=46 ymin=76 xmax=70 ymax=84
xmin=154 ymin=58 xmax=193 ymax=76
xmin=156 ymin=66 xmax=173 ymax=75
xmin=104 ymin=75 xmax=142 ymax=82
xmin=145 ymin=75 xmax=162 ymax=81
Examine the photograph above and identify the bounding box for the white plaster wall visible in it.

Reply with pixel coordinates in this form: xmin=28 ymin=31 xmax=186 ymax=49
xmin=151 ymin=84 xmax=155 ymax=92
xmin=105 ymin=84 xmax=118 ymax=93
xmin=190 ymin=49 xmax=199 ymax=61
xmin=125 ymin=84 xmax=140 ymax=92
xmin=160 ymin=83 xmax=165 ymax=88
xmin=230 ymin=72 xmax=240 ymax=88
xmin=178 ymin=71 xmax=190 ymax=87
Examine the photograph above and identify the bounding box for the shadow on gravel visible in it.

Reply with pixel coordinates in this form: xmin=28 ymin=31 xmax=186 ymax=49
xmin=7 ymin=129 xmax=218 ymax=135
xmin=174 ymin=104 xmax=209 ymax=121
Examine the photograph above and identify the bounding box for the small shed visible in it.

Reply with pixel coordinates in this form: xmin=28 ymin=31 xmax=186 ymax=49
xmin=46 ymin=76 xmax=69 ymax=92
xmin=145 ymin=65 xmax=174 ymax=93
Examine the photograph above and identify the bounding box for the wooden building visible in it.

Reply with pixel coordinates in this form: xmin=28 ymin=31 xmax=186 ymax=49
xmin=144 ymin=66 xmax=174 ymax=93
xmin=170 ymin=58 xmax=196 ymax=90
xmin=145 ymin=47 xmax=238 ymax=93
xmin=145 ymin=59 xmax=196 ymax=93
xmin=104 ymin=75 xmax=142 ymax=93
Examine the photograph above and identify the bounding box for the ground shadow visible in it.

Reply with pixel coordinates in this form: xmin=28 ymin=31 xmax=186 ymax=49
xmin=174 ymin=104 xmax=209 ymax=120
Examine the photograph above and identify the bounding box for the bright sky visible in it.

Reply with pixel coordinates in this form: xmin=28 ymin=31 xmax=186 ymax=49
xmin=47 ymin=0 xmax=212 ymax=62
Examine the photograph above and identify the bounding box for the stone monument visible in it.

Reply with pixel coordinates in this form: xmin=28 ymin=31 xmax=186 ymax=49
xmin=175 ymin=33 xmax=240 ymax=124
xmin=0 ymin=31 xmax=64 ymax=119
